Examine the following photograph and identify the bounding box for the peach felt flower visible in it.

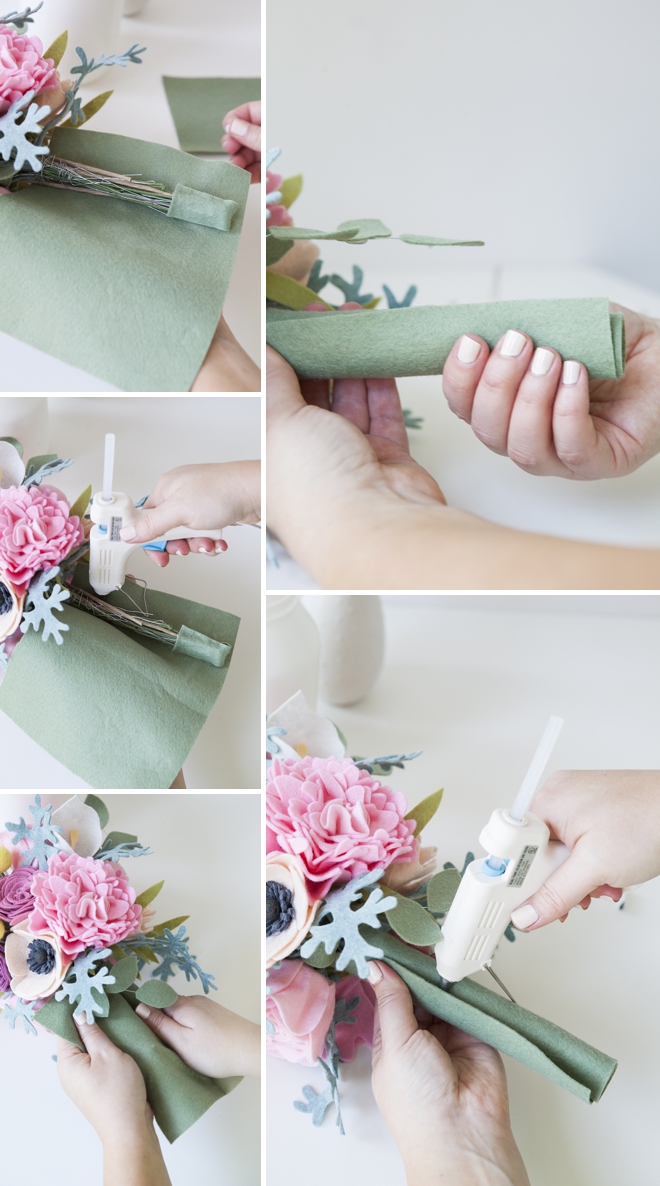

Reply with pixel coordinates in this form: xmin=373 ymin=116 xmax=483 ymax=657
xmin=381 ymin=845 xmax=438 ymax=893
xmin=266 ymin=852 xmax=320 ymax=968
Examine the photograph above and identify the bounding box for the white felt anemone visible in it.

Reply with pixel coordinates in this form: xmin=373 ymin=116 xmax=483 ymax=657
xmin=266 ymin=852 xmax=320 ymax=968
xmin=266 ymin=690 xmax=345 ymax=763
xmin=0 ymin=574 xmax=25 ymax=643
xmin=0 ymin=441 xmax=25 ymax=489
xmin=5 ymin=919 xmax=70 ymax=1001
xmin=51 ymin=796 xmax=104 ymax=858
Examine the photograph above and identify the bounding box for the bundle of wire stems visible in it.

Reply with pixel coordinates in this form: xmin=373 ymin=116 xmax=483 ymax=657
xmin=14 ymin=156 xmax=174 ymax=213
xmin=67 ymin=583 xmax=179 ymax=645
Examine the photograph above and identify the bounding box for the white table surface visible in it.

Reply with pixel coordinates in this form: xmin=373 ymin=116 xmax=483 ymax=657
xmin=0 ymin=792 xmax=260 ymax=1186
xmin=0 ymin=0 xmax=261 ymax=391
xmin=267 ymin=594 xmax=660 ymax=1186
xmin=0 ymin=395 xmax=261 ymax=790
xmin=267 ymin=264 xmax=660 ymax=590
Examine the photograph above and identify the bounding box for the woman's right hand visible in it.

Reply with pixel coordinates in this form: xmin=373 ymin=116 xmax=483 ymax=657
xmin=136 ymin=995 xmax=261 ymax=1079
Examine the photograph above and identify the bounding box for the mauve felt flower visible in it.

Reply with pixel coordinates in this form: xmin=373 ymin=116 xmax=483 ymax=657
xmin=381 ymin=845 xmax=438 ymax=894
xmin=266 ymin=756 xmax=418 ymax=899
xmin=0 ymin=571 xmax=25 ymax=643
xmin=0 ymin=26 xmax=57 ymax=115
xmin=0 ymin=484 xmax=83 ymax=595
xmin=266 ymin=960 xmax=335 ymax=1067
xmin=0 ymin=865 xmax=37 ymax=925
xmin=334 ymin=975 xmax=376 ymax=1063
xmin=28 ymin=852 xmax=142 ymax=958
xmin=0 ymin=944 xmax=10 ymax=991
xmin=266 ymin=852 xmax=320 ymax=969
xmin=5 ymin=918 xmax=69 ymax=1001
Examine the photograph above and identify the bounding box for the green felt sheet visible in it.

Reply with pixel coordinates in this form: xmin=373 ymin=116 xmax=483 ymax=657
xmin=0 ymin=128 xmax=250 ymax=391
xmin=38 ymin=992 xmax=241 ymax=1143
xmin=266 ymin=299 xmax=625 ymax=381
xmin=0 ymin=565 xmax=240 ymax=789
xmin=358 ymin=928 xmax=616 ymax=1103
xmin=163 ymin=77 xmax=261 ymax=155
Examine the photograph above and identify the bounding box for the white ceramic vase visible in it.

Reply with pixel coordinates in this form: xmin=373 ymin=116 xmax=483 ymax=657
xmin=266 ymin=596 xmax=321 ymax=716
xmin=0 ymin=399 xmax=50 ymax=465
xmin=32 ymin=0 xmax=123 ymax=84
xmin=303 ymin=595 xmax=385 ymax=706
xmin=123 ymin=0 xmax=148 ymax=15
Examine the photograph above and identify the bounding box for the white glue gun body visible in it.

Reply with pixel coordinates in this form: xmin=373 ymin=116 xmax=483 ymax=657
xmin=435 ymin=808 xmax=568 ymax=984
xmin=88 ymin=490 xmax=224 ymax=596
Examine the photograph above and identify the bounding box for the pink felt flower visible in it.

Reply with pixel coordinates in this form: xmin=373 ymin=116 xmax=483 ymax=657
xmin=0 ymin=26 xmax=57 ymax=116
xmin=266 ymin=756 xmax=418 ymax=899
xmin=266 ymin=960 xmax=335 ymax=1066
xmin=0 ymin=485 xmax=83 ymax=595
xmin=334 ymin=975 xmax=376 ymax=1063
xmin=28 ymin=852 xmax=142 ymax=958
xmin=0 ymin=865 xmax=37 ymax=925
xmin=266 ymin=170 xmax=293 ymax=227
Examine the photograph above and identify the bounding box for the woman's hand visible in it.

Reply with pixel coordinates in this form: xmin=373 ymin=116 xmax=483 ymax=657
xmin=368 ymin=963 xmax=530 ymax=1186
xmin=135 ymin=994 xmax=261 ymax=1079
xmin=511 ymin=770 xmax=660 ymax=931
xmin=441 ymin=305 xmax=660 ymax=478
xmin=221 ymin=100 xmax=261 ymax=182
xmin=191 ymin=315 xmax=260 ymax=393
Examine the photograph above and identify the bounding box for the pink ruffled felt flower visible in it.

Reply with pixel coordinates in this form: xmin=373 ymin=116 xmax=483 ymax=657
xmin=266 ymin=170 xmax=293 ymax=227
xmin=334 ymin=975 xmax=376 ymax=1063
xmin=0 ymin=26 xmax=57 ymax=115
xmin=0 ymin=485 xmax=83 ymax=596
xmin=28 ymin=852 xmax=142 ymax=958
xmin=266 ymin=960 xmax=335 ymax=1067
xmin=266 ymin=756 xmax=418 ymax=899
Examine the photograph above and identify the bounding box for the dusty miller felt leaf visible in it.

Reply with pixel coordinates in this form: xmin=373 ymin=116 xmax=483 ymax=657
xmin=404 ymin=788 xmax=444 ymax=837
xmin=330 ymin=266 xmax=373 ymax=306
xmin=69 ymin=484 xmax=92 ymax=522
xmin=300 ymin=870 xmax=396 ymax=979
xmin=136 ymin=980 xmax=178 ymax=1007
xmin=280 ymin=174 xmax=302 ymax=209
xmin=5 ymin=794 xmax=63 ymax=869
xmin=427 ymin=868 xmax=462 ymax=915
xmin=105 ymin=954 xmax=139 ymax=993
xmin=84 ymin=793 xmax=109 ymax=830
xmin=266 ymin=271 xmax=333 ymax=310
xmin=1 ymin=995 xmax=39 ymax=1035
xmin=22 ymin=455 xmax=73 ymax=487
xmin=135 ymin=880 xmax=165 ymax=909
xmin=43 ymin=29 xmax=68 ymax=68
xmin=385 ymin=891 xmax=442 ymax=946
xmin=20 ymin=567 xmax=71 ymax=645
xmin=353 ymin=750 xmax=422 ymax=776
xmin=95 ymin=840 xmax=152 ymax=862
xmin=120 ymin=926 xmax=216 ymax=993
xmin=400 ymin=233 xmax=485 ymax=246
xmin=307 ymin=259 xmax=332 ymax=295
xmin=0 ymin=92 xmax=51 ymax=171
xmin=402 ymin=409 xmax=423 ymax=429
xmin=61 ymin=89 xmax=114 ymax=129
xmin=55 ymin=948 xmax=116 ymax=1023
xmin=383 ymin=284 xmax=417 ymax=309
xmin=294 ymin=994 xmax=357 ymax=1133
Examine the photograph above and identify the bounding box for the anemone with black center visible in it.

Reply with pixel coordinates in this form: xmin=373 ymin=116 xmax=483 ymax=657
xmin=26 ymin=938 xmax=56 ymax=975
xmin=266 ymin=880 xmax=295 ymax=937
xmin=0 ymin=582 xmax=13 ymax=616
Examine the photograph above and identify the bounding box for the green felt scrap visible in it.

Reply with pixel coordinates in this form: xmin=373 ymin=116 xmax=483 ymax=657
xmin=84 ymin=793 xmax=109 ymax=829
xmin=162 ymin=76 xmax=261 ymax=155
xmin=385 ymin=892 xmax=442 ymax=946
xmin=0 ymin=563 xmax=240 ymax=789
xmin=0 ymin=128 xmax=250 ymax=391
xmin=266 ymin=300 xmax=626 ymax=381
xmin=404 ymin=788 xmax=444 ymax=837
xmin=106 ymin=955 xmax=140 ymax=993
xmin=135 ymin=881 xmax=165 ymax=909
xmin=166 ymin=183 xmax=238 ymax=232
xmin=38 ymin=991 xmax=241 ymax=1142
xmin=173 ymin=624 xmax=232 ymax=667
xmin=427 ymin=868 xmax=462 ymax=915
xmin=136 ymin=980 xmax=179 ymax=1008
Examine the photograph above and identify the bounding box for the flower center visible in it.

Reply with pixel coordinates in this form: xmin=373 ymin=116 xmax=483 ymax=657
xmin=0 ymin=582 xmax=13 ymax=616
xmin=26 ymin=939 xmax=56 ymax=975
xmin=266 ymin=881 xmax=295 ymax=937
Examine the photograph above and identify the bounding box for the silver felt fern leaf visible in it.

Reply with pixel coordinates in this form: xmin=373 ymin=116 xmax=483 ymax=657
xmin=20 ymin=567 xmax=71 ymax=644
xmin=0 ymin=92 xmax=51 ymax=171
xmin=300 ymin=870 xmax=397 ymax=978
xmin=0 ymin=995 xmax=40 ymax=1035
xmin=5 ymin=794 xmax=63 ymax=869
xmin=55 ymin=949 xmax=116 ymax=1024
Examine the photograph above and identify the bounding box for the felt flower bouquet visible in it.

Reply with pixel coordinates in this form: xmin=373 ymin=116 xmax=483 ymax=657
xmin=265 ymin=692 xmax=619 ymax=1134
xmin=0 ymin=793 xmax=239 ymax=1142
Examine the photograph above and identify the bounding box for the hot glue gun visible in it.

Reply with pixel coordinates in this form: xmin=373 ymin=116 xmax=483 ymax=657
xmin=88 ymin=434 xmax=225 ymax=597
xmin=435 ymin=716 xmax=569 ymax=1000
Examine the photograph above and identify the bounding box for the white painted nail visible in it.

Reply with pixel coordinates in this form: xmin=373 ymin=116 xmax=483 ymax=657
xmin=562 ymin=360 xmax=580 ymax=386
xmin=199 ymin=547 xmax=210 ymax=553
xmin=500 ymin=330 xmax=526 ymax=358
xmin=457 ymin=335 xmax=481 ymax=364
xmin=531 ymin=347 xmax=554 ymax=376
xmin=119 ymin=525 xmax=137 ymax=541
xmin=367 ymin=962 xmax=383 ymax=985
xmin=136 ymin=1003 xmax=151 ymax=1020
xmin=510 ymin=904 xmax=539 ymax=930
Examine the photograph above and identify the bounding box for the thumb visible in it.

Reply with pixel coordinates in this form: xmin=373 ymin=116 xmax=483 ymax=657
xmin=368 ymin=961 xmax=418 ymax=1058
xmin=510 ymin=848 xmax=601 ymax=930
xmin=120 ymin=502 xmax=186 ymax=544
xmin=72 ymin=1014 xmax=117 ymax=1054
xmin=224 ymin=117 xmax=261 ymax=152
xmin=134 ymin=1001 xmax=183 ymax=1052
xmin=266 ymin=346 xmax=306 ymax=424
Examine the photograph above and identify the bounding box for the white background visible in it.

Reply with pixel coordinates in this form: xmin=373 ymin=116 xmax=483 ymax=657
xmin=1 ymin=0 xmax=261 ymax=390
xmin=0 ymin=396 xmax=261 ymax=789
xmin=0 ymin=792 xmax=260 ymax=1186
xmin=267 ymin=595 xmax=660 ymax=1186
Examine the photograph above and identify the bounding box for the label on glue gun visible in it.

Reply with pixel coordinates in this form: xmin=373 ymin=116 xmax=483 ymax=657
xmin=509 ymin=845 xmax=539 ymax=888
xmin=110 ymin=516 xmax=123 ymax=542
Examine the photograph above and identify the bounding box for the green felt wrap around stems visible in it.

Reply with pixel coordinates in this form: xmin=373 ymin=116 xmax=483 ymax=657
xmin=167 ymin=183 xmax=238 ymax=232
xmin=357 ymin=927 xmax=616 ymax=1103
xmin=0 ymin=128 xmax=250 ymax=391
xmin=266 ymin=299 xmax=625 ymax=381
xmin=0 ymin=564 xmax=239 ymax=789
xmin=37 ymin=991 xmax=241 ymax=1143
xmin=162 ymin=76 xmax=261 ymax=154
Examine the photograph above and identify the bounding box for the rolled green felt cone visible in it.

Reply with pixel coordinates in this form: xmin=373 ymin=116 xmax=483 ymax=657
xmin=0 ymin=564 xmax=239 ymax=789
xmin=266 ymin=299 xmax=625 ymax=380
xmin=38 ymin=992 xmax=241 ymax=1143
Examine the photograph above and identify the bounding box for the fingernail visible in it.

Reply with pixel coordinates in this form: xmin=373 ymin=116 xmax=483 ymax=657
xmin=214 ymin=544 xmax=225 ymax=554
xmin=367 ymin=962 xmax=382 ymax=985
xmin=562 ymin=360 xmax=580 ymax=385
xmin=174 ymin=549 xmax=184 ymax=555
xmin=510 ymin=904 xmax=539 ymax=930
xmin=199 ymin=547 xmax=210 ymax=553
xmin=457 ymin=335 xmax=481 ymax=364
xmin=500 ymin=330 xmax=526 ymax=358
xmin=230 ymin=119 xmax=248 ymax=136
xmin=119 ymin=526 xmax=137 ymax=542
xmin=73 ymin=1013 xmax=89 ymax=1026
xmin=136 ymin=1003 xmax=150 ymax=1020
xmin=531 ymin=347 xmax=554 ymax=376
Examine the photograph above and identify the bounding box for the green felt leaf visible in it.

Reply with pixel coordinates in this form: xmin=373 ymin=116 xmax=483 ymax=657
xmin=266 ymin=234 xmax=294 ymax=267
xmin=266 ymin=271 xmax=333 ymax=311
xmin=336 ymin=218 xmax=392 ymax=242
xmin=105 ymin=955 xmax=139 ymax=994
xmin=0 ymin=436 xmax=23 ymax=457
xmin=61 ymin=90 xmax=114 ymax=128
xmin=362 ymin=297 xmax=381 ymax=308
xmin=405 ymin=788 xmax=444 ymax=837
xmin=135 ymin=880 xmax=165 ymax=909
xmin=103 ymin=830 xmax=138 ymax=848
xmin=25 ymin=453 xmax=57 ymax=473
xmin=280 ymin=174 xmax=303 ymax=209
xmin=302 ymin=940 xmax=341 ymax=968
xmin=36 ymin=994 xmax=81 ymax=1048
xmin=43 ymin=29 xmax=68 ymax=68
xmin=136 ymin=980 xmax=179 ymax=1008
xmin=132 ymin=944 xmax=160 ymax=964
xmin=84 ymin=793 xmax=109 ymax=830
xmin=385 ymin=892 xmax=442 ymax=946
xmin=427 ymin=868 xmax=462 ymax=915
xmin=400 ymin=233 xmax=484 ymax=246
xmin=268 ymin=225 xmax=360 ymax=242
xmin=151 ymin=915 xmax=190 ymax=936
